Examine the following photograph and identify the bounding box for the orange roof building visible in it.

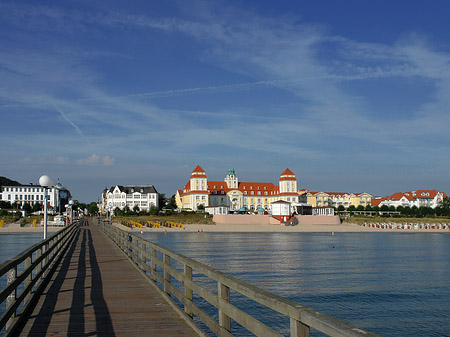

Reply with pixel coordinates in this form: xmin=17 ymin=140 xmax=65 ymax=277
xmin=372 ymin=190 xmax=447 ymax=208
xmin=176 ymin=166 xmax=299 ymax=212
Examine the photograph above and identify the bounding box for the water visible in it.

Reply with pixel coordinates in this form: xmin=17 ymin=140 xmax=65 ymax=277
xmin=0 ymin=233 xmax=44 ymax=333
xmin=143 ymin=232 xmax=450 ymax=337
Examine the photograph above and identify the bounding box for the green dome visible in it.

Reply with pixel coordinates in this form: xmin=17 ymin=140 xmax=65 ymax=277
xmin=227 ymin=168 xmax=235 ymax=175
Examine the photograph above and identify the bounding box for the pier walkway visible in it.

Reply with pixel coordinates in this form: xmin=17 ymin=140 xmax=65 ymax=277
xmin=19 ymin=219 xmax=199 ymax=336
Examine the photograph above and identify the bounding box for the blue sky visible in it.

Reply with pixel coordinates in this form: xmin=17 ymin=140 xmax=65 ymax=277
xmin=1 ymin=0 xmax=450 ymax=203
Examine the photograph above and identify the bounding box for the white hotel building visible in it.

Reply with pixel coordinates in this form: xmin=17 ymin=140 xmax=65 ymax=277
xmin=102 ymin=185 xmax=159 ymax=212
xmin=0 ymin=182 xmax=71 ymax=214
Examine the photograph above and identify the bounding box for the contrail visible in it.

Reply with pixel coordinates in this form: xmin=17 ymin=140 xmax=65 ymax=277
xmin=78 ymin=72 xmax=395 ymax=103
xmin=53 ymin=104 xmax=90 ymax=143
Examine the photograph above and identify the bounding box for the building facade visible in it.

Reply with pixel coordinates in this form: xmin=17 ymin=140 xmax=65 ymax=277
xmin=102 ymin=185 xmax=159 ymax=212
xmin=176 ymin=166 xmax=299 ymax=212
xmin=372 ymin=190 xmax=447 ymax=209
xmin=0 ymin=181 xmax=71 ymax=214
xmin=298 ymin=190 xmax=373 ymax=209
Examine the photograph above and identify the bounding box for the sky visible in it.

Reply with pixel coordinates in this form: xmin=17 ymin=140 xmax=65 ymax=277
xmin=1 ymin=0 xmax=450 ymax=203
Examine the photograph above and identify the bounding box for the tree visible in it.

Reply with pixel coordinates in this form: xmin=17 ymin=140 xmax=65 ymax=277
xmin=123 ymin=205 xmax=131 ymax=215
xmin=166 ymin=194 xmax=177 ymax=210
xmin=158 ymin=193 xmax=166 ymax=209
xmin=23 ymin=202 xmax=32 ymax=214
xmin=364 ymin=204 xmax=372 ymax=211
xmin=197 ymin=204 xmax=205 ymax=211
xmin=337 ymin=205 xmax=345 ymax=212
xmin=32 ymin=202 xmax=42 ymax=213
xmin=88 ymin=202 xmax=99 ymax=215
xmin=0 ymin=201 xmax=12 ymax=209
xmin=356 ymin=205 xmax=365 ymax=211
xmin=133 ymin=205 xmax=140 ymax=214
xmin=114 ymin=207 xmax=123 ymax=216
xmin=149 ymin=205 xmax=159 ymax=215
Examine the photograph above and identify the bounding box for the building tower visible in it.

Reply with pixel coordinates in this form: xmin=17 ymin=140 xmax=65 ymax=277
xmin=279 ymin=168 xmax=297 ymax=195
xmin=224 ymin=168 xmax=238 ymax=189
xmin=190 ymin=165 xmax=208 ymax=191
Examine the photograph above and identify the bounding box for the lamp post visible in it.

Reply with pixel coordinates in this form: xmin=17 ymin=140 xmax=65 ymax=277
xmin=39 ymin=175 xmax=53 ymax=240
xmin=69 ymin=199 xmax=74 ymax=224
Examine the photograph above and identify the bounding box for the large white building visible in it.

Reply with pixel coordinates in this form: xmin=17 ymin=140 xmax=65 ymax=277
xmin=176 ymin=166 xmax=299 ymax=212
xmin=0 ymin=181 xmax=71 ymax=214
xmin=102 ymin=185 xmax=159 ymax=212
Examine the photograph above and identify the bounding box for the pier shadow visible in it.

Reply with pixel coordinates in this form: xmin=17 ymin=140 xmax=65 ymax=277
xmin=23 ymin=223 xmax=115 ymax=336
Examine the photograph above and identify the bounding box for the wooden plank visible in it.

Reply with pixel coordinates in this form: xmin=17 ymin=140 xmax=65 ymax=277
xmin=19 ymin=219 xmax=200 ymax=337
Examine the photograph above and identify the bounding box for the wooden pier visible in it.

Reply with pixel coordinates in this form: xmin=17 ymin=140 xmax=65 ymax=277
xmin=15 ymin=220 xmax=200 ymax=336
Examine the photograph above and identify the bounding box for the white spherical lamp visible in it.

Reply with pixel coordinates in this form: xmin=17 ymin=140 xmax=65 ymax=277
xmin=39 ymin=175 xmax=53 ymax=187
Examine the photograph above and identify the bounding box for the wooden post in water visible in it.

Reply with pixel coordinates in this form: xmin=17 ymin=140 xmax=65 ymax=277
xmin=6 ymin=267 xmax=17 ymax=331
xmin=218 ymin=282 xmax=231 ymax=332
xmin=184 ymin=264 xmax=193 ymax=318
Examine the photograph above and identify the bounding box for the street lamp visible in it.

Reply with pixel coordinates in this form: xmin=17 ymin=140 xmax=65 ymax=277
xmin=39 ymin=175 xmax=53 ymax=240
xmin=69 ymin=200 xmax=74 ymax=224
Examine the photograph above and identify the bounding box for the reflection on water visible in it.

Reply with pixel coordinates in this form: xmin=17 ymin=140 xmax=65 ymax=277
xmin=144 ymin=232 xmax=450 ymax=337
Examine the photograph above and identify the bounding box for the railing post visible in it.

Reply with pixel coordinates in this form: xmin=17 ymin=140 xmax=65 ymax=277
xmin=290 ymin=318 xmax=310 ymax=337
xmin=184 ymin=264 xmax=193 ymax=318
xmin=141 ymin=241 xmax=147 ymax=271
xmin=218 ymin=282 xmax=231 ymax=332
xmin=164 ymin=254 xmax=171 ymax=295
xmin=150 ymin=248 xmax=157 ymax=281
xmin=6 ymin=266 xmax=17 ymax=331
xmin=24 ymin=255 xmax=32 ymax=304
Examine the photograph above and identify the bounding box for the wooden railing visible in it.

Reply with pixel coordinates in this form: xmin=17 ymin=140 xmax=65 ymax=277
xmin=0 ymin=220 xmax=80 ymax=336
xmin=99 ymin=220 xmax=380 ymax=337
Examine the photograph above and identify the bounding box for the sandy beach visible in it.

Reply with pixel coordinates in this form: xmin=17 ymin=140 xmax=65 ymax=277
xmin=2 ymin=221 xmax=449 ymax=234
xmin=0 ymin=223 xmax=65 ymax=233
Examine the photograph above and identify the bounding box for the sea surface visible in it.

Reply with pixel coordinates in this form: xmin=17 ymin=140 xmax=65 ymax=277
xmin=1 ymin=232 xmax=449 ymax=336
xmin=142 ymin=232 xmax=450 ymax=337
xmin=0 ymin=233 xmax=44 ymax=334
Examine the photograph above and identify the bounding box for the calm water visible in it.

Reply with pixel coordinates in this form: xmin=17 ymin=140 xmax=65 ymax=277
xmin=1 ymin=232 xmax=449 ymax=336
xmin=143 ymin=232 xmax=450 ymax=337
xmin=0 ymin=233 xmax=44 ymax=334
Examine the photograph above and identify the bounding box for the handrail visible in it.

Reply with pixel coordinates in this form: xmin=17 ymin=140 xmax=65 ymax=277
xmin=99 ymin=219 xmax=380 ymax=337
xmin=0 ymin=220 xmax=81 ymax=336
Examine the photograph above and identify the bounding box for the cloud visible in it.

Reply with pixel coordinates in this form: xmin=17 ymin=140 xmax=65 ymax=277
xmin=76 ymin=154 xmax=115 ymax=166
xmin=77 ymin=154 xmax=99 ymax=165
xmin=102 ymin=156 xmax=115 ymax=166
xmin=57 ymin=156 xmax=69 ymax=163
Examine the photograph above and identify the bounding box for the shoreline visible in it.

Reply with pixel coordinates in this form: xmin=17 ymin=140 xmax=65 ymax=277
xmin=1 ymin=221 xmax=449 ymax=234
xmin=112 ymin=222 xmax=450 ymax=234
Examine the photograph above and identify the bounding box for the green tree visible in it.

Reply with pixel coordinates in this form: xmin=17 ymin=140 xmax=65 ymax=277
xmin=197 ymin=204 xmax=205 ymax=211
xmin=123 ymin=205 xmax=131 ymax=215
xmin=149 ymin=205 xmax=159 ymax=215
xmin=158 ymin=193 xmax=166 ymax=209
xmin=380 ymin=205 xmax=389 ymax=212
xmin=114 ymin=207 xmax=123 ymax=216
xmin=32 ymin=202 xmax=42 ymax=213
xmin=356 ymin=205 xmax=365 ymax=211
xmin=133 ymin=205 xmax=140 ymax=214
xmin=23 ymin=202 xmax=32 ymax=214
xmin=88 ymin=202 xmax=99 ymax=215
xmin=166 ymin=194 xmax=177 ymax=209
xmin=364 ymin=204 xmax=372 ymax=211
xmin=0 ymin=201 xmax=12 ymax=209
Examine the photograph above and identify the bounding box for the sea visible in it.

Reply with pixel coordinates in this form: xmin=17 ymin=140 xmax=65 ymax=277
xmin=1 ymin=232 xmax=450 ymax=336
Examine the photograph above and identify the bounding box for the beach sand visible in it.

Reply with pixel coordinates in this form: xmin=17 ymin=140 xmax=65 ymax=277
xmin=0 ymin=223 xmax=65 ymax=233
xmin=2 ymin=221 xmax=448 ymax=234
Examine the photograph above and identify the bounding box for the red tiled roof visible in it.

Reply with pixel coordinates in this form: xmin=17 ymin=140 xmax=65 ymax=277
xmin=192 ymin=165 xmax=205 ymax=173
xmin=280 ymin=168 xmax=295 ymax=176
